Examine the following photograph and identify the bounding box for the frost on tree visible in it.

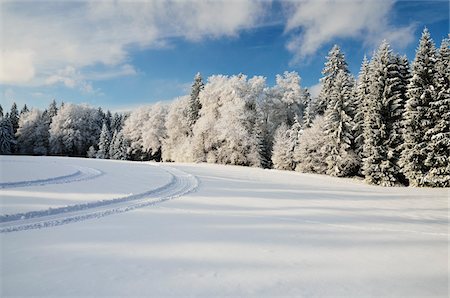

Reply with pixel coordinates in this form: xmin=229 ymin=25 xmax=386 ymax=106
xmin=295 ymin=116 xmax=327 ymax=174
xmin=316 ymin=45 xmax=350 ymax=115
xmin=422 ymin=36 xmax=450 ymax=187
xmin=401 ymin=29 xmax=444 ymax=187
xmin=363 ymin=41 xmax=408 ymax=186
xmin=122 ymin=103 xmax=167 ymax=161
xmin=16 ymin=109 xmax=49 ymax=155
xmin=353 ymin=56 xmax=371 ymax=167
xmin=271 ymin=123 xmax=293 ymax=171
xmin=49 ymin=104 xmax=102 ymax=156
xmin=290 ymin=115 xmax=303 ymax=170
xmin=323 ymin=70 xmax=357 ymax=177
xmin=192 ymin=75 xmax=263 ymax=167
xmin=96 ymin=122 xmax=111 ymax=159
xmin=162 ymin=96 xmax=193 ymax=162
xmin=110 ymin=130 xmax=129 ymax=160
xmin=187 ymin=72 xmax=204 ymax=132
xmin=0 ymin=117 xmax=15 ymax=154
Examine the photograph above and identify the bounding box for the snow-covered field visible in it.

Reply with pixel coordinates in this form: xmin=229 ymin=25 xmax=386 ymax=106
xmin=0 ymin=156 xmax=448 ymax=297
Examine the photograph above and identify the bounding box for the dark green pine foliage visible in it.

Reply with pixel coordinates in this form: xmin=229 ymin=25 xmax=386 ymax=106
xmin=316 ymin=45 xmax=350 ymax=115
xmin=363 ymin=41 xmax=408 ymax=186
xmin=20 ymin=104 xmax=29 ymax=115
xmin=323 ymin=70 xmax=356 ymax=177
xmin=9 ymin=102 xmax=19 ymax=135
xmin=422 ymin=37 xmax=450 ymax=186
xmin=187 ymin=72 xmax=204 ymax=132
xmin=0 ymin=117 xmax=15 ymax=154
xmin=401 ymin=29 xmax=439 ymax=186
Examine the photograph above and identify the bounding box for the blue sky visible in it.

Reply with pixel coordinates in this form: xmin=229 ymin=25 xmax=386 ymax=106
xmin=1 ymin=0 xmax=448 ymax=112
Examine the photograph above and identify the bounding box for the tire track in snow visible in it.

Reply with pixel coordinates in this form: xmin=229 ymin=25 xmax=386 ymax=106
xmin=0 ymin=165 xmax=103 ymax=189
xmin=0 ymin=165 xmax=198 ymax=233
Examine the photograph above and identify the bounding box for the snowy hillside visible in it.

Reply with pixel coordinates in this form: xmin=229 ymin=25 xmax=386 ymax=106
xmin=1 ymin=156 xmax=448 ymax=297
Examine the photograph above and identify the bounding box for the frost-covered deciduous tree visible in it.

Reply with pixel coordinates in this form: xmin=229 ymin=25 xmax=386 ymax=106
xmin=49 ymin=104 xmax=102 ymax=156
xmin=142 ymin=103 xmax=167 ymax=161
xmin=96 ymin=122 xmax=111 ymax=159
xmin=363 ymin=41 xmax=408 ymax=186
xmin=192 ymin=74 xmax=263 ymax=166
xmin=401 ymin=29 xmax=439 ymax=186
xmin=316 ymin=45 xmax=349 ymax=115
xmin=323 ymin=70 xmax=357 ymax=177
xmin=268 ymin=71 xmax=304 ymax=129
xmin=0 ymin=117 xmax=14 ymax=154
xmin=422 ymin=37 xmax=450 ymax=187
xmin=162 ymin=96 xmax=193 ymax=162
xmin=295 ymin=116 xmax=327 ymax=174
xmin=123 ymin=103 xmax=167 ymax=161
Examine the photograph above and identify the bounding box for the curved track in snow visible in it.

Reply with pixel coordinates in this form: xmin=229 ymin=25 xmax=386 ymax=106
xmin=0 ymin=165 xmax=103 ymax=189
xmin=0 ymin=165 xmax=198 ymax=233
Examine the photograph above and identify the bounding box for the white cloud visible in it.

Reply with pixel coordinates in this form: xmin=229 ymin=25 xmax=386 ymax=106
xmin=45 ymin=66 xmax=94 ymax=94
xmin=0 ymin=0 xmax=268 ymax=87
xmin=0 ymin=50 xmax=35 ymax=84
xmin=308 ymin=83 xmax=322 ymax=99
xmin=284 ymin=0 xmax=416 ymax=63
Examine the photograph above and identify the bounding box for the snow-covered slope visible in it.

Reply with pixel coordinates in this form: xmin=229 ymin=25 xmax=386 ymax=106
xmin=1 ymin=156 xmax=448 ymax=297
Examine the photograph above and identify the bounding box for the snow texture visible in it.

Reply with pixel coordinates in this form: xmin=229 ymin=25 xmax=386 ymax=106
xmin=1 ymin=156 xmax=448 ymax=297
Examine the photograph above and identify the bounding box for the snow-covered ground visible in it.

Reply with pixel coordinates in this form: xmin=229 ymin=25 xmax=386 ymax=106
xmin=1 ymin=156 xmax=448 ymax=297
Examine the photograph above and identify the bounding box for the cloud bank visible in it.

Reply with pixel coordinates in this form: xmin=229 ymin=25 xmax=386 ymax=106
xmin=0 ymin=0 xmax=417 ymax=91
xmin=284 ymin=0 xmax=416 ymax=63
xmin=0 ymin=0 xmax=268 ymax=89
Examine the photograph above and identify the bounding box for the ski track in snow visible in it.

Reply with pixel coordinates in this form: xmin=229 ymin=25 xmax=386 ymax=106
xmin=0 ymin=165 xmax=103 ymax=189
xmin=0 ymin=166 xmax=198 ymax=233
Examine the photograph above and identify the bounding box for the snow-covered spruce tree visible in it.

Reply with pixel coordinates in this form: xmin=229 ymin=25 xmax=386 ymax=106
xmin=16 ymin=109 xmax=44 ymax=155
xmin=20 ymin=104 xmax=29 ymax=115
xmin=422 ymin=37 xmax=450 ymax=186
xmin=401 ymin=29 xmax=439 ymax=186
xmin=295 ymin=116 xmax=328 ymax=174
xmin=0 ymin=104 xmax=3 ymax=118
xmin=9 ymin=103 xmax=19 ymax=152
xmin=162 ymin=96 xmax=193 ymax=162
xmin=301 ymin=88 xmax=314 ymax=128
xmin=323 ymin=70 xmax=357 ymax=177
xmin=363 ymin=41 xmax=408 ymax=186
xmin=47 ymin=100 xmax=58 ymax=120
xmin=253 ymin=106 xmax=272 ymax=169
xmin=87 ymin=146 xmax=97 ymax=158
xmin=96 ymin=122 xmax=111 ymax=159
xmin=187 ymin=72 xmax=204 ymax=132
xmin=110 ymin=112 xmax=123 ymax=132
xmin=316 ymin=45 xmax=350 ymax=115
xmin=353 ymin=56 xmax=371 ymax=164
xmin=271 ymin=123 xmax=293 ymax=170
xmin=290 ymin=115 xmax=303 ymax=169
xmin=110 ymin=130 xmax=129 ymax=160
xmin=0 ymin=117 xmax=15 ymax=154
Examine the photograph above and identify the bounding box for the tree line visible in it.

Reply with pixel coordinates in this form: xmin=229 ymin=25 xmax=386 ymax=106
xmin=1 ymin=29 xmax=448 ymax=187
